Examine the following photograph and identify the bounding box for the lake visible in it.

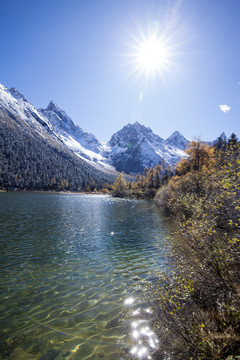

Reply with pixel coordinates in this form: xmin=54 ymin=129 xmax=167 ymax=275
xmin=0 ymin=193 xmax=174 ymax=360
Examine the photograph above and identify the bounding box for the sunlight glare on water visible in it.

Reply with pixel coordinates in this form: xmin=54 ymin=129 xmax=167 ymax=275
xmin=0 ymin=193 xmax=174 ymax=359
xmin=123 ymin=297 xmax=159 ymax=360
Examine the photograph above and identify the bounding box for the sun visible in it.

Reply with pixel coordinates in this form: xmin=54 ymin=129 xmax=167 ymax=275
xmin=136 ymin=35 xmax=169 ymax=74
xmin=126 ymin=29 xmax=178 ymax=82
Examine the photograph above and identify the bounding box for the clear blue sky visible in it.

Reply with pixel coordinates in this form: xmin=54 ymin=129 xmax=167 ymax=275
xmin=1 ymin=0 xmax=240 ymax=142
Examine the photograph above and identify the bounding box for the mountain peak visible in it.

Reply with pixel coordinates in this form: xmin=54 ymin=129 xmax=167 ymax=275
xmin=41 ymin=99 xmax=104 ymax=156
xmin=109 ymin=123 xmax=186 ymax=173
xmin=167 ymin=130 xmax=185 ymax=138
xmin=45 ymin=100 xmax=69 ymax=121
xmin=0 ymin=81 xmax=192 ymax=177
xmin=125 ymin=121 xmax=154 ymax=135
xmin=110 ymin=121 xmax=162 ymax=147
xmin=133 ymin=121 xmax=141 ymax=127
xmin=9 ymin=87 xmax=27 ymax=102
xmin=47 ymin=100 xmax=59 ymax=111
xmin=169 ymin=130 xmax=182 ymax=136
xmin=124 ymin=121 xmax=142 ymax=130
xmin=165 ymin=131 xmax=189 ymax=150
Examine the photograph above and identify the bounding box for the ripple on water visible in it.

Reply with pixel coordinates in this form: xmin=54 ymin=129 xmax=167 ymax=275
xmin=0 ymin=193 xmax=174 ymax=359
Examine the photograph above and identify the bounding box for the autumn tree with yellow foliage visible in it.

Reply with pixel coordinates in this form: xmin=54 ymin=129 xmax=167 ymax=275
xmin=153 ymin=137 xmax=240 ymax=359
xmin=110 ymin=163 xmax=173 ymax=199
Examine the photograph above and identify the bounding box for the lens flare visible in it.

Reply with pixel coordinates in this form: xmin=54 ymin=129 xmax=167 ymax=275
xmin=127 ymin=29 xmax=177 ymax=82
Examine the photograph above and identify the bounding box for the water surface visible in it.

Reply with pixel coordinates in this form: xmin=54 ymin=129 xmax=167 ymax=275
xmin=0 ymin=193 xmax=173 ymax=360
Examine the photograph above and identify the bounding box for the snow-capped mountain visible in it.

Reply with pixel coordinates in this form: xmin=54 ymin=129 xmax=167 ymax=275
xmin=0 ymin=84 xmax=116 ymax=175
xmin=40 ymin=100 xmax=103 ymax=154
xmin=0 ymin=84 xmax=55 ymax=136
xmin=39 ymin=101 xmax=115 ymax=174
xmin=165 ymin=130 xmax=190 ymax=150
xmin=0 ymin=83 xmax=191 ymax=177
xmin=39 ymin=101 xmax=189 ymax=175
xmin=0 ymin=84 xmax=116 ymax=191
xmin=108 ymin=122 xmax=189 ymax=174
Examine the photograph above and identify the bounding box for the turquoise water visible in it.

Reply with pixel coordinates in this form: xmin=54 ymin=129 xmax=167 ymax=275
xmin=0 ymin=193 xmax=173 ymax=360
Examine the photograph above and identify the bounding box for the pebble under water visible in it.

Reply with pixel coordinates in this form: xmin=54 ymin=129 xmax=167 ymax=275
xmin=0 ymin=193 xmax=174 ymax=360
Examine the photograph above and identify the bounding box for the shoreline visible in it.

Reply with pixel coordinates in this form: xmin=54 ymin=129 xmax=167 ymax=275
xmin=0 ymin=189 xmax=109 ymax=195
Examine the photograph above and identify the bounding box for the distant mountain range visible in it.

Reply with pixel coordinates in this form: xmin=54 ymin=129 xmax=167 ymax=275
xmin=38 ymin=96 xmax=190 ymax=173
xmin=0 ymin=83 xmax=226 ymax=190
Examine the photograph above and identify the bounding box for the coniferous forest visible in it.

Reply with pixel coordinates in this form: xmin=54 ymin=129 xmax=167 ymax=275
xmin=0 ymin=112 xmax=114 ymax=191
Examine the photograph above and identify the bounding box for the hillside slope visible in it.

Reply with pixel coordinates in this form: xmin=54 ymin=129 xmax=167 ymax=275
xmin=0 ymin=111 xmax=114 ymax=191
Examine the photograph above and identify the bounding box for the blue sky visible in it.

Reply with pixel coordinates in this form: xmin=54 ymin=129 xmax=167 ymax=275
xmin=1 ymin=0 xmax=240 ymax=142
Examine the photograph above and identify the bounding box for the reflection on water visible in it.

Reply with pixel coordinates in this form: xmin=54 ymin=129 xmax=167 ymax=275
xmin=124 ymin=297 xmax=159 ymax=360
xmin=0 ymin=193 xmax=173 ymax=359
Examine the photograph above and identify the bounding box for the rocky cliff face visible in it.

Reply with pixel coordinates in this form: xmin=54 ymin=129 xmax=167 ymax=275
xmin=165 ymin=130 xmax=190 ymax=150
xmin=40 ymin=101 xmax=103 ymax=154
xmin=108 ymin=122 xmax=189 ymax=173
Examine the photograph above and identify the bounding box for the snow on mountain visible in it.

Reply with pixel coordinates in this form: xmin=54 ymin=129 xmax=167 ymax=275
xmin=0 ymin=84 xmax=54 ymax=135
xmin=39 ymin=101 xmax=116 ymax=174
xmin=109 ymin=122 xmax=163 ymax=154
xmin=108 ymin=122 xmax=188 ymax=174
xmin=0 ymin=83 xmax=193 ymax=176
xmin=41 ymin=101 xmax=103 ymax=154
xmin=165 ymin=130 xmax=190 ymax=150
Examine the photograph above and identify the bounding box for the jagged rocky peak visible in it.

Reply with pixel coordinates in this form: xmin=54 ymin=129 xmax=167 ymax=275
xmin=0 ymin=84 xmax=60 ymax=138
xmin=42 ymin=100 xmax=85 ymax=135
xmin=132 ymin=121 xmax=160 ymax=137
xmin=9 ymin=87 xmax=27 ymax=102
xmin=109 ymin=121 xmax=163 ymax=147
xmin=40 ymin=100 xmax=75 ymax=130
xmin=46 ymin=100 xmax=59 ymax=112
xmin=41 ymin=99 xmax=104 ymax=154
xmin=130 ymin=121 xmax=158 ymax=135
xmin=132 ymin=121 xmax=146 ymax=130
xmin=0 ymin=81 xmax=199 ymax=177
xmin=0 ymin=84 xmax=27 ymax=103
xmin=165 ymin=130 xmax=190 ymax=150
xmin=108 ymin=122 xmax=188 ymax=174
xmin=44 ymin=100 xmax=70 ymax=121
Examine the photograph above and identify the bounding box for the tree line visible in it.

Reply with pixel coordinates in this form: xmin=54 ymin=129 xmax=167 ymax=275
xmin=108 ymin=161 xmax=174 ymax=199
xmin=0 ymin=112 xmax=114 ymax=191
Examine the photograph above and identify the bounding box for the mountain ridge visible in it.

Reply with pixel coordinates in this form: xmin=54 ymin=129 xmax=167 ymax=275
xmin=0 ymin=84 xmax=116 ymax=191
xmin=108 ymin=122 xmax=188 ymax=173
xmin=0 ymin=83 xmax=231 ymax=187
xmin=39 ymin=95 xmax=191 ymax=174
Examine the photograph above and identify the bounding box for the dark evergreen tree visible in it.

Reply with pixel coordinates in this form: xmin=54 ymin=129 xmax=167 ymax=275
xmin=228 ymin=133 xmax=238 ymax=147
xmin=0 ymin=112 xmax=115 ymax=191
